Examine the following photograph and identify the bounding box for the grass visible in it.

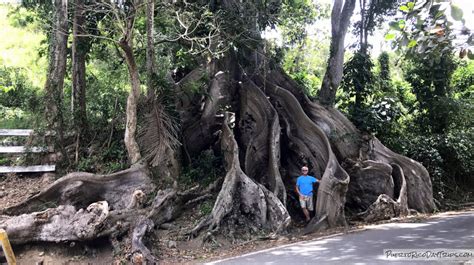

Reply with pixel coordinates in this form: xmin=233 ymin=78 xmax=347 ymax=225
xmin=0 ymin=107 xmax=37 ymax=128
xmin=0 ymin=5 xmax=47 ymax=88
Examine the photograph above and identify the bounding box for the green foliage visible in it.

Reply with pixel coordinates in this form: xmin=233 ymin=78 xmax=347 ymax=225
xmin=398 ymin=134 xmax=446 ymax=199
xmin=378 ymin=45 xmax=474 ymax=202
xmin=7 ymin=5 xmax=39 ymax=29
xmin=389 ymin=127 xmax=474 ymax=202
xmin=281 ymin=36 xmax=330 ymax=98
xmin=403 ymin=50 xmax=457 ymax=133
xmin=0 ymin=6 xmax=47 ymax=88
xmin=179 ymin=149 xmax=224 ymax=187
xmin=366 ymin=97 xmax=403 ymax=135
xmin=0 ymin=5 xmax=46 ymax=130
xmin=0 ymin=157 xmax=11 ymax=166
xmin=288 ymin=71 xmax=321 ymax=97
xmin=0 ymin=66 xmax=41 ymax=111
xmin=450 ymin=60 xmax=474 ymax=98
xmin=67 ymin=41 xmax=130 ymax=173
xmin=199 ymin=200 xmax=214 ymax=216
xmin=352 ymin=0 xmax=398 ymax=50
xmin=340 ymin=52 xmax=376 ymax=129
xmin=341 ymin=52 xmax=375 ymax=102
xmin=76 ymin=141 xmax=128 ymax=174
xmin=0 ymin=64 xmax=42 ymax=129
xmin=275 ymin=1 xmax=330 ymax=98
xmin=278 ymin=0 xmax=327 ymax=45
xmin=389 ymin=0 xmax=472 ymax=62
xmin=377 ymin=52 xmax=391 ymax=91
xmin=0 ymin=106 xmax=39 ymax=129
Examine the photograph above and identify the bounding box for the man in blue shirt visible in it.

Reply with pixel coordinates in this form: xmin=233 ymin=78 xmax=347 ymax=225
xmin=296 ymin=166 xmax=318 ymax=222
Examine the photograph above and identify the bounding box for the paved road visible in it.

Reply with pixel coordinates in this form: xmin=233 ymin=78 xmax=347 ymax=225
xmin=208 ymin=211 xmax=474 ymax=265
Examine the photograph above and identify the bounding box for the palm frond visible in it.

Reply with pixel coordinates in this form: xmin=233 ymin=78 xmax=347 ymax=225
xmin=138 ymin=98 xmax=180 ymax=167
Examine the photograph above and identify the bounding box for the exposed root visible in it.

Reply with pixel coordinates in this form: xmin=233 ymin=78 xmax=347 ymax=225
xmin=304 ymin=102 xmax=434 ymax=213
xmin=239 ymin=79 xmax=286 ymax=205
xmin=131 ymin=218 xmax=156 ymax=264
xmin=356 ymin=164 xmax=409 ymax=222
xmin=345 ymin=160 xmax=395 ymax=214
xmin=264 ymin=81 xmax=349 ymax=231
xmin=0 ymin=202 xmax=109 ymax=244
xmin=0 ymin=163 xmax=221 ymax=263
xmin=190 ymin=112 xmax=290 ymax=237
xmin=2 ymin=164 xmax=154 ymax=216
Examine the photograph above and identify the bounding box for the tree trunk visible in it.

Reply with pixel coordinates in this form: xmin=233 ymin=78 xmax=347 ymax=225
xmin=190 ymin=112 xmax=290 ymax=238
xmin=44 ymin=0 xmax=69 ymax=162
xmin=146 ymin=0 xmax=155 ymax=98
xmin=118 ymin=11 xmax=142 ymax=165
xmin=173 ymin=51 xmax=435 ymax=236
xmin=318 ymin=0 xmax=356 ymax=106
xmin=72 ymin=0 xmax=89 ymax=163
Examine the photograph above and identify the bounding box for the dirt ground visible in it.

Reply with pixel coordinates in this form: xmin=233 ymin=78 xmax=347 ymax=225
xmin=1 ymin=174 xmax=472 ymax=265
xmin=0 ymin=173 xmax=339 ymax=264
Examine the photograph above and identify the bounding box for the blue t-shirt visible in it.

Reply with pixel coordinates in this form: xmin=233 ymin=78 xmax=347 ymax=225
xmin=296 ymin=175 xmax=318 ymax=196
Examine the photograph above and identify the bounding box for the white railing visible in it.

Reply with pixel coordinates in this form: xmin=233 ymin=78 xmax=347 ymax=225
xmin=0 ymin=129 xmax=55 ymax=174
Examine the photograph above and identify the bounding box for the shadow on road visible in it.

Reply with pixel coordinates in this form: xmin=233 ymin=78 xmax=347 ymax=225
xmin=210 ymin=212 xmax=474 ymax=265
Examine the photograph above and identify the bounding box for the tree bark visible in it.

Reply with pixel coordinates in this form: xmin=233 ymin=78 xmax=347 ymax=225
xmin=0 ymin=165 xmax=218 ymax=262
xmin=175 ymin=52 xmax=434 ymax=236
xmin=318 ymin=0 xmax=356 ymax=106
xmin=190 ymin=112 xmax=290 ymax=237
xmin=302 ymin=102 xmax=435 ymax=214
xmin=72 ymin=0 xmax=89 ymax=163
xmin=44 ymin=0 xmax=69 ymax=162
xmin=118 ymin=8 xmax=142 ymax=165
xmin=146 ymin=0 xmax=155 ymax=98
xmin=239 ymin=80 xmax=286 ymax=205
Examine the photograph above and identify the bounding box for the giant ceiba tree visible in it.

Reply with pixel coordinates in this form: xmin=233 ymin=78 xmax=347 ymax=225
xmin=0 ymin=0 xmax=435 ymax=263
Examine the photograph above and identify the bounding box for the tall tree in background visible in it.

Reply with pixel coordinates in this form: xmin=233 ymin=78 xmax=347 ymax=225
xmin=139 ymin=0 xmax=181 ymax=179
xmin=71 ymin=0 xmax=89 ymax=163
xmin=356 ymin=0 xmax=397 ymax=54
xmin=145 ymin=0 xmax=155 ymax=98
xmin=111 ymin=0 xmax=143 ymax=164
xmin=318 ymin=0 xmax=356 ymax=106
xmin=340 ymin=0 xmax=397 ymax=127
xmin=44 ymin=0 xmax=68 ymax=162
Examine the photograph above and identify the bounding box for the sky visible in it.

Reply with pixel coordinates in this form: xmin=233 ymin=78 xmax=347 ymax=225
xmin=455 ymin=0 xmax=474 ymax=26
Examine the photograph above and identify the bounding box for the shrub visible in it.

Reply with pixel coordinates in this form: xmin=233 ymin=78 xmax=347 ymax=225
xmin=180 ymin=149 xmax=224 ymax=187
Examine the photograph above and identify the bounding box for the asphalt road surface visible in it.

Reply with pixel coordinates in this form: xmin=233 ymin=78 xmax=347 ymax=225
xmin=207 ymin=211 xmax=474 ymax=265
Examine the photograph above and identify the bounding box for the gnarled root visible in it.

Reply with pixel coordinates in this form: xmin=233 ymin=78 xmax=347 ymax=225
xmin=0 ymin=164 xmax=220 ymax=263
xmin=239 ymin=79 xmax=287 ymax=205
xmin=190 ymin=113 xmax=290 ymax=238
xmin=356 ymin=164 xmax=409 ymax=222
xmin=263 ymin=80 xmax=349 ymax=232
xmin=2 ymin=164 xmax=154 ymax=216
xmin=0 ymin=201 xmax=110 ymax=244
